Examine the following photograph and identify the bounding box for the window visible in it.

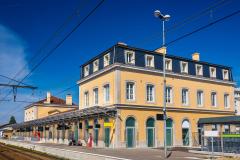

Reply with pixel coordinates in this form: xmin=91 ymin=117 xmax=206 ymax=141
xmin=211 ymin=92 xmax=217 ymax=107
xmin=146 ymin=84 xmax=155 ymax=102
xmin=196 ymin=64 xmax=203 ymax=76
xmin=165 ymin=58 xmax=172 ymax=71
xmin=224 ymin=124 xmax=230 ymax=133
xmin=210 ymin=67 xmax=216 ymax=78
xmin=212 ymin=124 xmax=217 ymax=131
xmin=84 ymin=91 xmax=89 ymax=107
xmin=104 ymin=53 xmax=110 ymax=67
xmin=93 ymin=88 xmax=99 ymax=105
xmin=84 ymin=65 xmax=89 ymax=77
xmin=145 ymin=55 xmax=154 ymax=67
xmin=103 ymin=84 xmax=110 ymax=103
xmin=93 ymin=60 xmax=99 ymax=72
xmin=181 ymin=61 xmax=188 ymax=73
xmin=197 ymin=90 xmax=203 ymax=107
xmin=166 ymin=87 xmax=173 ymax=103
xmin=182 ymin=88 xmax=189 ymax=105
xmin=224 ymin=94 xmax=230 ymax=108
xmin=126 ymin=82 xmax=135 ymax=100
xmin=223 ymin=69 xmax=229 ymax=80
xmin=125 ymin=50 xmax=135 ymax=64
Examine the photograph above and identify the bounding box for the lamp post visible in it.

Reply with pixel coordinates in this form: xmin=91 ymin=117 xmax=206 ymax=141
xmin=154 ymin=10 xmax=170 ymax=159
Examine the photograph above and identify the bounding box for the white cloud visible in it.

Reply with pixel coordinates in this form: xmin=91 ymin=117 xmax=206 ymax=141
xmin=0 ymin=24 xmax=31 ymax=124
xmin=0 ymin=24 xmax=29 ymax=81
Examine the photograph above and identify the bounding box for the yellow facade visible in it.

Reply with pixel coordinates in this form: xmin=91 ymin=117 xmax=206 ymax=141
xmin=78 ymin=65 xmax=235 ymax=148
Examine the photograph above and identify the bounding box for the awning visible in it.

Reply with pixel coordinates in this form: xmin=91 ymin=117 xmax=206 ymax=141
xmin=11 ymin=106 xmax=116 ymax=129
xmin=198 ymin=116 xmax=240 ymax=124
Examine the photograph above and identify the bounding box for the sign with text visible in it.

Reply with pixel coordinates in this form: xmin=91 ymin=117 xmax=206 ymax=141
xmin=156 ymin=114 xmax=164 ymax=121
xmin=104 ymin=122 xmax=113 ymax=127
xmin=204 ymin=131 xmax=219 ymax=137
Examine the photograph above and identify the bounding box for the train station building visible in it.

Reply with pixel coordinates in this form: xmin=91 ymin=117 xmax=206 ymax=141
xmin=12 ymin=43 xmax=235 ymax=148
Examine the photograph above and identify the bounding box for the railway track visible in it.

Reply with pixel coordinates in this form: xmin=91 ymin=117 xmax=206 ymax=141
xmin=0 ymin=143 xmax=64 ymax=160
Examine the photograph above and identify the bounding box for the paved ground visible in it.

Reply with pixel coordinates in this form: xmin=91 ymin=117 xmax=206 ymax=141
xmin=34 ymin=142 xmax=214 ymax=160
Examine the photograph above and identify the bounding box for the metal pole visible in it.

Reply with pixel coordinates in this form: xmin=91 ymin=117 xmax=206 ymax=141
xmin=162 ymin=20 xmax=167 ymax=159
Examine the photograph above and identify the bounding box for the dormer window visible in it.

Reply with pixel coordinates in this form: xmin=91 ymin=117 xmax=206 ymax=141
xmin=223 ymin=69 xmax=229 ymax=80
xmin=210 ymin=67 xmax=216 ymax=78
xmin=196 ymin=64 xmax=203 ymax=76
xmin=165 ymin=58 xmax=172 ymax=71
xmin=84 ymin=65 xmax=89 ymax=77
xmin=181 ymin=61 xmax=188 ymax=73
xmin=125 ymin=50 xmax=135 ymax=64
xmin=104 ymin=53 xmax=110 ymax=67
xmin=145 ymin=54 xmax=154 ymax=67
xmin=93 ymin=60 xmax=99 ymax=72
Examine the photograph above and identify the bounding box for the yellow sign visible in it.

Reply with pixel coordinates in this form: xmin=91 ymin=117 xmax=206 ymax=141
xmin=104 ymin=122 xmax=113 ymax=127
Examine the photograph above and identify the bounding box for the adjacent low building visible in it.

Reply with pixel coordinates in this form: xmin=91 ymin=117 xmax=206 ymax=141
xmin=24 ymin=92 xmax=77 ymax=122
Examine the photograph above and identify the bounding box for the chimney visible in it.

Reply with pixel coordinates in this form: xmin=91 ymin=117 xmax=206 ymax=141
xmin=192 ymin=52 xmax=200 ymax=61
xmin=66 ymin=94 xmax=72 ymax=105
xmin=155 ymin=47 xmax=167 ymax=55
xmin=45 ymin=92 xmax=51 ymax=104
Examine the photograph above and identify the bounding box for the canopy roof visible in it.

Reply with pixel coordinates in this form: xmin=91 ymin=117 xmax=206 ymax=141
xmin=12 ymin=106 xmax=116 ymax=129
xmin=198 ymin=116 xmax=240 ymax=124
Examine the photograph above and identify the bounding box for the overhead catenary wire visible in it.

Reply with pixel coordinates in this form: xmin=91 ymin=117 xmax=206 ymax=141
xmin=135 ymin=0 xmax=233 ymax=47
xmin=0 ymin=0 xmax=105 ymax=104
xmin=0 ymin=0 xmax=105 ymax=122
xmin=166 ymin=9 xmax=240 ymax=46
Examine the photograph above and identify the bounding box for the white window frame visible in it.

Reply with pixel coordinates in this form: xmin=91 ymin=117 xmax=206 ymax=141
xmin=146 ymin=84 xmax=155 ymax=102
xmin=224 ymin=93 xmax=230 ymax=108
xmin=103 ymin=53 xmax=110 ymax=67
xmin=181 ymin=88 xmax=189 ymax=106
xmin=211 ymin=92 xmax=217 ymax=107
xmin=222 ymin=69 xmax=229 ymax=80
xmin=165 ymin=58 xmax=172 ymax=71
xmin=126 ymin=81 xmax=135 ymax=101
xmin=166 ymin=86 xmax=173 ymax=104
xmin=93 ymin=88 xmax=99 ymax=105
xmin=145 ymin=54 xmax=154 ymax=68
xmin=212 ymin=124 xmax=217 ymax=131
xmin=197 ymin=90 xmax=204 ymax=107
xmin=84 ymin=65 xmax=89 ymax=77
xmin=196 ymin=64 xmax=203 ymax=76
xmin=103 ymin=84 xmax=110 ymax=103
xmin=125 ymin=50 xmax=135 ymax=65
xmin=84 ymin=91 xmax=89 ymax=107
xmin=93 ymin=59 xmax=99 ymax=72
xmin=209 ymin=67 xmax=216 ymax=78
xmin=180 ymin=61 xmax=188 ymax=74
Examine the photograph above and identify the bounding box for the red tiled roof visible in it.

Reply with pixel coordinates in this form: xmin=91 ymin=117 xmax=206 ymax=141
xmin=36 ymin=96 xmax=67 ymax=105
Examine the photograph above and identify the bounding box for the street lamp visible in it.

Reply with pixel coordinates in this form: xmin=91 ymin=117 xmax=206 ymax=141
xmin=154 ymin=10 xmax=170 ymax=159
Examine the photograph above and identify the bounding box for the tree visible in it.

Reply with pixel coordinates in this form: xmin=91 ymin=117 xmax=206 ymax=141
xmin=9 ymin=116 xmax=16 ymax=124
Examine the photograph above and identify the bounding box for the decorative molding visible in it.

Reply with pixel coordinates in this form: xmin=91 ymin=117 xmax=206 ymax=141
xmin=114 ymin=104 xmax=235 ymax=115
xmin=77 ymin=63 xmax=235 ymax=86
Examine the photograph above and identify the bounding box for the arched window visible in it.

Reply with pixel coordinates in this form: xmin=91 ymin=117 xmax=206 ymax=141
xmin=126 ymin=117 xmax=135 ymax=127
xmin=126 ymin=117 xmax=136 ymax=148
xmin=146 ymin=118 xmax=155 ymax=147
xmin=182 ymin=119 xmax=190 ymax=146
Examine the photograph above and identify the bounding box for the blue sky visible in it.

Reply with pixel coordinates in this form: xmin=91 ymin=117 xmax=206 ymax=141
xmin=0 ymin=0 xmax=240 ymax=123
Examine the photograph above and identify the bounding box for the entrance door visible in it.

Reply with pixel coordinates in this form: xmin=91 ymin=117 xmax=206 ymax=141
xmin=126 ymin=117 xmax=136 ymax=148
xmin=146 ymin=117 xmax=155 ymax=147
xmin=182 ymin=120 xmax=190 ymax=146
xmin=74 ymin=123 xmax=78 ymax=142
xmin=166 ymin=118 xmax=173 ymax=146
xmin=126 ymin=127 xmax=135 ymax=148
xmin=105 ymin=128 xmax=110 ymax=147
xmin=147 ymin=128 xmax=154 ymax=147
